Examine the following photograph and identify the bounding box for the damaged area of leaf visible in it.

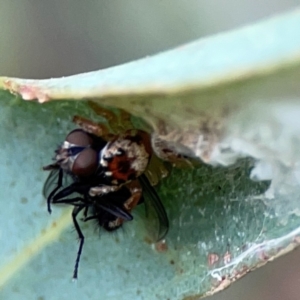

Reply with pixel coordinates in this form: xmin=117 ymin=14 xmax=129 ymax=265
xmin=202 ymin=227 xmax=300 ymax=298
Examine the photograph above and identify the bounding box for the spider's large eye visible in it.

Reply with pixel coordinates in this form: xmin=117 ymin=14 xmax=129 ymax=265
xmin=72 ymin=148 xmax=98 ymax=176
xmin=66 ymin=129 xmax=93 ymax=147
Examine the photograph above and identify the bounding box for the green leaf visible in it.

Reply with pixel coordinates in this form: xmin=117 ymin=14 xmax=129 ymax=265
xmin=1 ymin=9 xmax=300 ymax=300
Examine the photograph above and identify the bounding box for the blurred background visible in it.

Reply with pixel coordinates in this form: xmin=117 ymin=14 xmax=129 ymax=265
xmin=1 ymin=1 xmax=300 ymax=299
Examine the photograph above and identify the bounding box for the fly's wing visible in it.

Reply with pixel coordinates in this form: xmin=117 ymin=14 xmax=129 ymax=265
xmin=139 ymin=174 xmax=169 ymax=242
xmin=43 ymin=168 xmax=75 ymax=200
xmin=96 ymin=202 xmax=133 ymax=221
xmin=93 ymin=187 xmax=133 ymax=221
xmin=43 ymin=168 xmax=60 ymax=199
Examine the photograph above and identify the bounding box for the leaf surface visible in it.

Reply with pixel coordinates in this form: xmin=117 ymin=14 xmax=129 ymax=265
xmin=0 ymin=9 xmax=300 ymax=300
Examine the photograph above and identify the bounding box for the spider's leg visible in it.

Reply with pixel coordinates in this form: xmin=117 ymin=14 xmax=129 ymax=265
xmin=72 ymin=205 xmax=86 ymax=280
xmin=116 ymin=108 xmax=134 ymax=131
xmin=88 ymin=101 xmax=118 ymax=125
xmin=88 ymin=101 xmax=133 ymax=134
xmin=72 ymin=115 xmax=112 ymax=138
xmin=144 ymin=154 xmax=170 ymax=186
xmin=124 ymin=180 xmax=143 ymax=212
xmin=152 ymin=133 xmax=194 ymax=168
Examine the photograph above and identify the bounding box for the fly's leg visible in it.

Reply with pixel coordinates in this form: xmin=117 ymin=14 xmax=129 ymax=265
xmin=72 ymin=205 xmax=86 ymax=280
xmin=83 ymin=206 xmax=89 ymax=219
xmin=52 ymin=197 xmax=86 ymax=206
xmin=52 ymin=181 xmax=90 ymax=202
xmin=46 ymin=168 xmax=63 ymax=214
xmin=82 ymin=215 xmax=97 ymax=222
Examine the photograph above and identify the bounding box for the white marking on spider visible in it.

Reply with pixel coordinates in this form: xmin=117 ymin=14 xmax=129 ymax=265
xmin=100 ymin=159 xmax=108 ymax=167
xmin=101 ymin=137 xmax=150 ymax=175
xmin=89 ymin=185 xmax=120 ymax=197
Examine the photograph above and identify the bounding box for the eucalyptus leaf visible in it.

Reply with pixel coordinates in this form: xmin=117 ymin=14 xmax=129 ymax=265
xmin=0 ymin=9 xmax=300 ymax=300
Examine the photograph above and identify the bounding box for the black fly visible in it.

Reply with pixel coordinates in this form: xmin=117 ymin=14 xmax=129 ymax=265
xmin=43 ymin=127 xmax=169 ymax=279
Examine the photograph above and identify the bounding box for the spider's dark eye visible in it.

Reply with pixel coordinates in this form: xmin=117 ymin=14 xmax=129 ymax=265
xmin=66 ymin=129 xmax=93 ymax=147
xmin=72 ymin=148 xmax=98 ymax=176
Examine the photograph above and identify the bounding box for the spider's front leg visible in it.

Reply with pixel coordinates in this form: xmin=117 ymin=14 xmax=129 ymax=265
xmin=88 ymin=101 xmax=135 ymax=133
xmin=73 ymin=115 xmax=113 ymax=140
xmin=115 ymin=107 xmax=134 ymax=132
xmin=88 ymin=101 xmax=119 ymax=125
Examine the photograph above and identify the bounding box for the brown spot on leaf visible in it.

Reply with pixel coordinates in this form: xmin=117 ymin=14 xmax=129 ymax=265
xmin=208 ymin=253 xmax=219 ymax=266
xmin=20 ymin=197 xmax=28 ymax=204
